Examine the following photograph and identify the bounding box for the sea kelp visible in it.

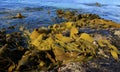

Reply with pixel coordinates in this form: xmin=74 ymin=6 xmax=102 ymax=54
xmin=97 ymin=39 xmax=120 ymax=60
xmin=29 ymin=15 xmax=120 ymax=71
xmin=0 ymin=30 xmax=28 ymax=71
xmin=1 ymin=11 xmax=120 ymax=71
xmin=56 ymin=10 xmax=120 ymax=28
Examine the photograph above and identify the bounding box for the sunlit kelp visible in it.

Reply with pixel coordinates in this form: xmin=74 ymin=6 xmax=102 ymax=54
xmin=56 ymin=10 xmax=120 ymax=28
xmin=0 ymin=10 xmax=120 ymax=71
xmin=28 ymin=12 xmax=120 ymax=71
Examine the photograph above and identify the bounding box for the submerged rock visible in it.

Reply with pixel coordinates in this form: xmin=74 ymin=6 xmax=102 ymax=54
xmin=13 ymin=13 xmax=25 ymax=18
xmin=95 ymin=2 xmax=101 ymax=7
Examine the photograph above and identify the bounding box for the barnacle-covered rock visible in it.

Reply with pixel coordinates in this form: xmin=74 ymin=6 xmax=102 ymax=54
xmin=58 ymin=62 xmax=86 ymax=72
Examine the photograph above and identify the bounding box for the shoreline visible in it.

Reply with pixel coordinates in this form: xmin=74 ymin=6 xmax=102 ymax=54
xmin=0 ymin=5 xmax=120 ymax=30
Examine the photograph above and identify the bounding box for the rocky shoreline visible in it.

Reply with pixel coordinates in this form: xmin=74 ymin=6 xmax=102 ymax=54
xmin=0 ymin=10 xmax=120 ymax=72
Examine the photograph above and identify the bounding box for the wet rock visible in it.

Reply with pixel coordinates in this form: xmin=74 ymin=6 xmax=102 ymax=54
xmin=8 ymin=26 xmax=15 ymax=29
xmin=12 ymin=13 xmax=25 ymax=19
xmin=95 ymin=2 xmax=101 ymax=7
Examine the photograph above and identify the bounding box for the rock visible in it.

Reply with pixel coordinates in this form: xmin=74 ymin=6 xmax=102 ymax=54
xmin=12 ymin=13 xmax=25 ymax=19
xmin=114 ymin=30 xmax=120 ymax=37
xmin=16 ymin=13 xmax=25 ymax=18
xmin=95 ymin=2 xmax=101 ymax=7
xmin=58 ymin=62 xmax=86 ymax=72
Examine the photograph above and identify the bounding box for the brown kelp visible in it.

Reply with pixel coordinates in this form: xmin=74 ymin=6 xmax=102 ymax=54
xmin=0 ymin=29 xmax=28 ymax=71
xmin=28 ymin=12 xmax=120 ymax=71
xmin=0 ymin=10 xmax=120 ymax=71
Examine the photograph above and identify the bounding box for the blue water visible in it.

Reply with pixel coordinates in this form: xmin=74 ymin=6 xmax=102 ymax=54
xmin=0 ymin=0 xmax=120 ymax=29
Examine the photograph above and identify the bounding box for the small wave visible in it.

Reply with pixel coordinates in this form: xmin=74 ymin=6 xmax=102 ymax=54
xmin=82 ymin=3 xmax=108 ymax=7
xmin=116 ymin=5 xmax=120 ymax=7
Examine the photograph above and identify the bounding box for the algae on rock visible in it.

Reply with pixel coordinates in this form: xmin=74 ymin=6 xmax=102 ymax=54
xmin=28 ymin=13 xmax=120 ymax=71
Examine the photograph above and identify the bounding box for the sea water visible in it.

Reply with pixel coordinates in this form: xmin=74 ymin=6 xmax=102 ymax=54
xmin=0 ymin=0 xmax=120 ymax=29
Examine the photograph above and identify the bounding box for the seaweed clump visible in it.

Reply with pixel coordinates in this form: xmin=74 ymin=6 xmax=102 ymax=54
xmin=0 ymin=10 xmax=120 ymax=72
xmin=0 ymin=29 xmax=28 ymax=72
xmin=26 ymin=12 xmax=120 ymax=71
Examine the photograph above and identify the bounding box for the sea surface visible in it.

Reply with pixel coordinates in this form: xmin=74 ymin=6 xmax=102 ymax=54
xmin=0 ymin=0 xmax=120 ymax=30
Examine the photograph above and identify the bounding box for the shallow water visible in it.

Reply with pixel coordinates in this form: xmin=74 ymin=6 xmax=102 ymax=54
xmin=0 ymin=0 xmax=120 ymax=30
